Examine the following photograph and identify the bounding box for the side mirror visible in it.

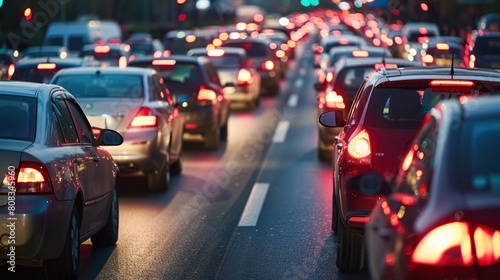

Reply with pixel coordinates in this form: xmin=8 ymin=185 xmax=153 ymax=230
xmin=314 ymin=82 xmax=326 ymax=92
xmin=346 ymin=172 xmax=392 ymax=196
xmin=97 ymin=129 xmax=123 ymax=146
xmin=318 ymin=111 xmax=345 ymax=127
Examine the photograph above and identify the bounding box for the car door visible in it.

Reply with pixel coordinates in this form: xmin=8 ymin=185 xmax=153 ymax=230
xmin=66 ymin=98 xmax=112 ymax=230
xmin=52 ymin=99 xmax=96 ymax=235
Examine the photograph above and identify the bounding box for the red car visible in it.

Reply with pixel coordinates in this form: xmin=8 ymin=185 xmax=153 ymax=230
xmin=319 ymin=66 xmax=500 ymax=272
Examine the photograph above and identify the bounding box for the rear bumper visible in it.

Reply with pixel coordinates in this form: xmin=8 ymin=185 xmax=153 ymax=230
xmin=181 ymin=109 xmax=217 ymax=135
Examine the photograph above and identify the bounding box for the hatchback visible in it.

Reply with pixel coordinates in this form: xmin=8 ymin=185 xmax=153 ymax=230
xmin=319 ymin=66 xmax=500 ymax=271
xmin=128 ymin=55 xmax=230 ymax=150
xmin=0 ymin=81 xmax=122 ymax=278
xmin=51 ymin=67 xmax=184 ymax=191
xmin=356 ymin=94 xmax=500 ymax=280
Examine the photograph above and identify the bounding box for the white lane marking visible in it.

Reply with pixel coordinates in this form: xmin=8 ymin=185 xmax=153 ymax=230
xmin=288 ymin=94 xmax=299 ymax=108
xmin=294 ymin=78 xmax=304 ymax=88
xmin=272 ymin=120 xmax=290 ymax=143
xmin=238 ymin=183 xmax=270 ymax=227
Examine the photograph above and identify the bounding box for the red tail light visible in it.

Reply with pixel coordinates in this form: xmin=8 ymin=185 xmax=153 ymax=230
xmin=118 ymin=56 xmax=127 ymax=68
xmin=474 ymin=225 xmax=500 ymax=266
xmin=347 ymin=128 xmax=371 ymax=165
xmin=7 ymin=64 xmax=15 ymax=79
xmin=14 ymin=162 xmax=53 ymax=194
xmin=422 ymin=54 xmax=434 ymax=64
xmin=262 ymin=60 xmax=274 ymax=71
xmin=238 ymin=69 xmax=252 ymax=86
xmin=324 ymin=91 xmax=345 ymax=109
xmin=197 ymin=86 xmax=217 ymax=103
xmin=128 ymin=107 xmax=158 ymax=128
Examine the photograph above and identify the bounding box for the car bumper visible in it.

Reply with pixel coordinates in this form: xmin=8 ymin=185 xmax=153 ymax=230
xmin=181 ymin=110 xmax=217 ymax=135
xmin=259 ymin=71 xmax=279 ymax=88
xmin=0 ymin=195 xmax=73 ymax=263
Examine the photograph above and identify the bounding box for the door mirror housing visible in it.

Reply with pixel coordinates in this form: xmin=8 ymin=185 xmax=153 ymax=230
xmin=318 ymin=111 xmax=345 ymax=127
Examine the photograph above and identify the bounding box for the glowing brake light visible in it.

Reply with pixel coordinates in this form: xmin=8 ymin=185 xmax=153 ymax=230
xmin=197 ymin=86 xmax=217 ymax=103
xmin=118 ymin=56 xmax=127 ymax=68
xmin=15 ymin=162 xmax=53 ymax=193
xmin=94 ymin=45 xmax=111 ymax=54
xmin=237 ymin=69 xmax=252 ymax=85
xmin=7 ymin=64 xmax=15 ymax=79
xmin=324 ymin=91 xmax=345 ymax=109
xmin=326 ymin=72 xmax=333 ymax=83
xmin=374 ymin=63 xmax=398 ymax=70
xmin=339 ymin=38 xmax=350 ymax=45
xmin=152 ymin=60 xmax=176 ymax=66
xmin=262 ymin=60 xmax=274 ymax=71
xmin=419 ymin=27 xmax=428 ymax=34
xmin=37 ymin=63 xmax=57 ymax=70
xmin=347 ymin=129 xmax=371 ymax=165
xmin=436 ymin=43 xmax=450 ymax=50
xmin=128 ymin=107 xmax=158 ymax=128
xmin=429 ymin=80 xmax=475 ymax=87
xmin=207 ymin=49 xmax=224 ymax=57
xmin=422 ymin=54 xmax=434 ymax=64
xmin=352 ymin=50 xmax=369 ymax=57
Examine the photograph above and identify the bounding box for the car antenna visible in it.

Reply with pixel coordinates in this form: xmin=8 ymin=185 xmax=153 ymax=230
xmin=381 ymin=52 xmax=386 ymax=67
xmin=450 ymin=50 xmax=455 ymax=78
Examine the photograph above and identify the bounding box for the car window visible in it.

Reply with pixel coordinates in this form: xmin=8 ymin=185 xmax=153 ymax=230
xmin=473 ymin=36 xmax=500 ymax=55
xmin=395 ymin=116 xmax=437 ymax=198
xmin=151 ymin=75 xmax=171 ymax=103
xmin=53 ymin=101 xmax=79 ymax=144
xmin=54 ymin=74 xmax=144 ymax=98
xmin=206 ymin=54 xmax=241 ymax=68
xmin=155 ymin=63 xmax=202 ymax=94
xmin=45 ymin=36 xmax=63 ymax=46
xmin=66 ymin=100 xmax=95 ymax=144
xmin=11 ymin=67 xmax=61 ymax=83
xmin=224 ymin=42 xmax=267 ymax=57
xmin=0 ymin=95 xmax=36 ymax=141
xmin=68 ymin=35 xmax=86 ymax=51
xmin=468 ymin=120 xmax=500 ymax=193
xmin=346 ymin=83 xmax=370 ymax=124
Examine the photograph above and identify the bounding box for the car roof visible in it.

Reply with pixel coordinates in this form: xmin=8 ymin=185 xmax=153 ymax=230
xmin=54 ymin=66 xmax=155 ymax=76
xmin=187 ymin=47 xmax=247 ymax=56
xmin=129 ymin=54 xmax=207 ymax=64
xmin=0 ymin=81 xmax=52 ymax=97
xmin=337 ymin=57 xmax=422 ymax=68
xmin=329 ymin=45 xmax=390 ymax=55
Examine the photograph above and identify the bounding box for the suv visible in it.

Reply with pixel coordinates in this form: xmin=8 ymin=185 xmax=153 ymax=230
xmin=319 ymin=66 xmax=500 ymax=272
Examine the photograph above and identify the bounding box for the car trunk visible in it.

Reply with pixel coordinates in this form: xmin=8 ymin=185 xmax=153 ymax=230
xmin=77 ymin=98 xmax=144 ymax=132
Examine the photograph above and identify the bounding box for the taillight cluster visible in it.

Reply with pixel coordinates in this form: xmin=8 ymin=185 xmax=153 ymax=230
xmin=2 ymin=162 xmax=53 ymax=194
xmin=411 ymin=222 xmax=500 ymax=267
xmin=261 ymin=60 xmax=274 ymax=71
xmin=237 ymin=69 xmax=252 ymax=86
xmin=197 ymin=86 xmax=217 ymax=103
xmin=128 ymin=107 xmax=158 ymax=128
xmin=347 ymin=128 xmax=371 ymax=165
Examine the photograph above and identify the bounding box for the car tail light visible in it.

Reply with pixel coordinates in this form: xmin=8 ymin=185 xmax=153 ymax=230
xmin=37 ymin=63 xmax=57 ymax=70
xmin=118 ymin=56 xmax=127 ymax=68
xmin=128 ymin=107 xmax=158 ymax=128
xmin=94 ymin=45 xmax=111 ymax=54
xmin=347 ymin=129 xmax=371 ymax=165
xmin=352 ymin=50 xmax=369 ymax=57
xmin=197 ymin=86 xmax=217 ymax=103
xmin=15 ymin=162 xmax=53 ymax=194
xmin=238 ymin=69 xmax=252 ymax=86
xmin=436 ymin=43 xmax=450 ymax=50
xmin=324 ymin=91 xmax=345 ymax=109
xmin=262 ymin=60 xmax=274 ymax=71
xmin=7 ymin=64 xmax=15 ymax=79
xmin=422 ymin=54 xmax=434 ymax=64
xmin=474 ymin=225 xmax=500 ymax=266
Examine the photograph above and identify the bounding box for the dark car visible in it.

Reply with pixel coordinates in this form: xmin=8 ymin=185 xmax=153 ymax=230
xmin=10 ymin=57 xmax=96 ymax=83
xmin=187 ymin=47 xmax=261 ymax=110
xmin=125 ymin=33 xmax=164 ymax=57
xmin=19 ymin=46 xmax=69 ymax=61
xmin=420 ymin=39 xmax=464 ymax=67
xmin=128 ymin=55 xmax=230 ymax=150
xmin=51 ymin=67 xmax=184 ymax=191
xmin=223 ymin=38 xmax=281 ymax=95
xmin=357 ymin=94 xmax=500 ymax=280
xmin=0 ymin=49 xmax=17 ymax=80
xmin=80 ymin=43 xmax=131 ymax=68
xmin=0 ymin=81 xmax=123 ymax=278
xmin=319 ymin=67 xmax=500 ymax=272
xmin=464 ymin=31 xmax=500 ymax=70
xmin=163 ymin=30 xmax=215 ymax=55
xmin=316 ymin=58 xmax=422 ymax=161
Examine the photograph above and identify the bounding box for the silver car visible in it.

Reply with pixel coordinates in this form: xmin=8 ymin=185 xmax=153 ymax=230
xmin=0 ymin=81 xmax=123 ymax=278
xmin=51 ymin=67 xmax=185 ymax=191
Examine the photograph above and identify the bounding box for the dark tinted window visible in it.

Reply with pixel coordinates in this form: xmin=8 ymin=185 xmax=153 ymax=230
xmin=165 ymin=37 xmax=211 ymax=54
xmin=206 ymin=55 xmax=241 ymax=68
xmin=473 ymin=36 xmax=500 ymax=55
xmin=53 ymin=100 xmax=79 ymax=144
xmin=68 ymin=36 xmax=86 ymax=51
xmin=11 ymin=67 xmax=63 ymax=83
xmin=224 ymin=42 xmax=267 ymax=57
xmin=0 ymin=95 xmax=36 ymax=141
xmin=66 ymin=100 xmax=94 ymax=144
xmin=80 ymin=49 xmax=124 ymax=66
xmin=0 ymin=54 xmax=15 ymax=65
xmin=45 ymin=36 xmax=63 ymax=46
xmin=53 ymin=74 xmax=144 ymax=98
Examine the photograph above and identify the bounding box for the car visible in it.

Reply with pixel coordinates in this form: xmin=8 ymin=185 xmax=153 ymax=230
xmin=10 ymin=57 xmax=96 ymax=83
xmin=0 ymin=49 xmax=17 ymax=80
xmin=315 ymin=34 xmax=367 ymax=69
xmin=125 ymin=33 xmax=164 ymax=57
xmin=128 ymin=55 xmax=230 ymax=150
xmin=0 ymin=81 xmax=123 ymax=278
xmin=419 ymin=39 xmax=464 ymax=67
xmin=187 ymin=47 xmax=261 ymax=110
xmin=19 ymin=46 xmax=69 ymax=61
xmin=319 ymin=66 xmax=500 ymax=272
xmin=315 ymin=58 xmax=422 ymax=161
xmin=256 ymin=29 xmax=293 ymax=77
xmin=464 ymin=30 xmax=500 ymax=70
xmin=356 ymin=94 xmax=500 ymax=279
xmin=223 ymin=38 xmax=281 ymax=95
xmin=51 ymin=67 xmax=184 ymax=191
xmin=400 ymin=22 xmax=440 ymax=59
xmin=163 ymin=30 xmax=215 ymax=55
xmin=477 ymin=13 xmax=500 ymax=31
xmin=79 ymin=43 xmax=131 ymax=68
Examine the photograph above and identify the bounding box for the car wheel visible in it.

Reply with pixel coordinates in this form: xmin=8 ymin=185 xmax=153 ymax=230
xmin=147 ymin=162 xmax=169 ymax=192
xmin=91 ymin=186 xmax=119 ymax=246
xmin=44 ymin=207 xmax=80 ymax=279
xmin=170 ymin=155 xmax=182 ymax=176
xmin=336 ymin=218 xmax=365 ymax=272
xmin=205 ymin=125 xmax=220 ymax=150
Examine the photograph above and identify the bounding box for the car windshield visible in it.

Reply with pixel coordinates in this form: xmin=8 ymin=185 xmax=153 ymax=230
xmin=0 ymin=95 xmax=36 ymax=141
xmin=366 ymin=86 xmax=500 ymax=130
xmin=53 ymin=74 xmax=144 ymax=98
xmin=468 ymin=120 xmax=500 ymax=193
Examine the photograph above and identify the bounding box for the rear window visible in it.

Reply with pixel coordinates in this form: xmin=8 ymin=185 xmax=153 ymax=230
xmin=68 ymin=36 xmax=86 ymax=52
xmin=80 ymin=50 xmax=123 ymax=66
xmin=365 ymin=86 xmax=500 ymax=130
xmin=129 ymin=43 xmax=155 ymax=55
xmin=468 ymin=120 xmax=500 ymax=193
xmin=473 ymin=36 xmax=500 ymax=55
xmin=165 ymin=37 xmax=211 ymax=54
xmin=11 ymin=67 xmax=63 ymax=83
xmin=45 ymin=36 xmax=63 ymax=46
xmin=206 ymin=54 xmax=240 ymax=68
xmin=0 ymin=95 xmax=36 ymax=141
xmin=53 ymin=74 xmax=144 ymax=98
xmin=224 ymin=42 xmax=267 ymax=57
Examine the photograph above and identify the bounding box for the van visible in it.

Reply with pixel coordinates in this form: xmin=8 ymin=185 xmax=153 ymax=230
xmin=43 ymin=20 xmax=122 ymax=56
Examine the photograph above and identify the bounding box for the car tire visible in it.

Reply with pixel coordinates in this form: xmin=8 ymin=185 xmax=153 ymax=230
xmin=170 ymin=156 xmax=182 ymax=176
xmin=147 ymin=162 xmax=169 ymax=192
xmin=91 ymin=186 xmax=119 ymax=246
xmin=205 ymin=125 xmax=220 ymax=150
xmin=44 ymin=207 xmax=80 ymax=279
xmin=336 ymin=218 xmax=365 ymax=272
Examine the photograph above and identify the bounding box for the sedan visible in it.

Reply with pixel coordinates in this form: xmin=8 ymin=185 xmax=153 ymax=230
xmin=51 ymin=67 xmax=184 ymax=191
xmin=0 ymin=81 xmax=122 ymax=278
xmin=353 ymin=94 xmax=500 ymax=280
